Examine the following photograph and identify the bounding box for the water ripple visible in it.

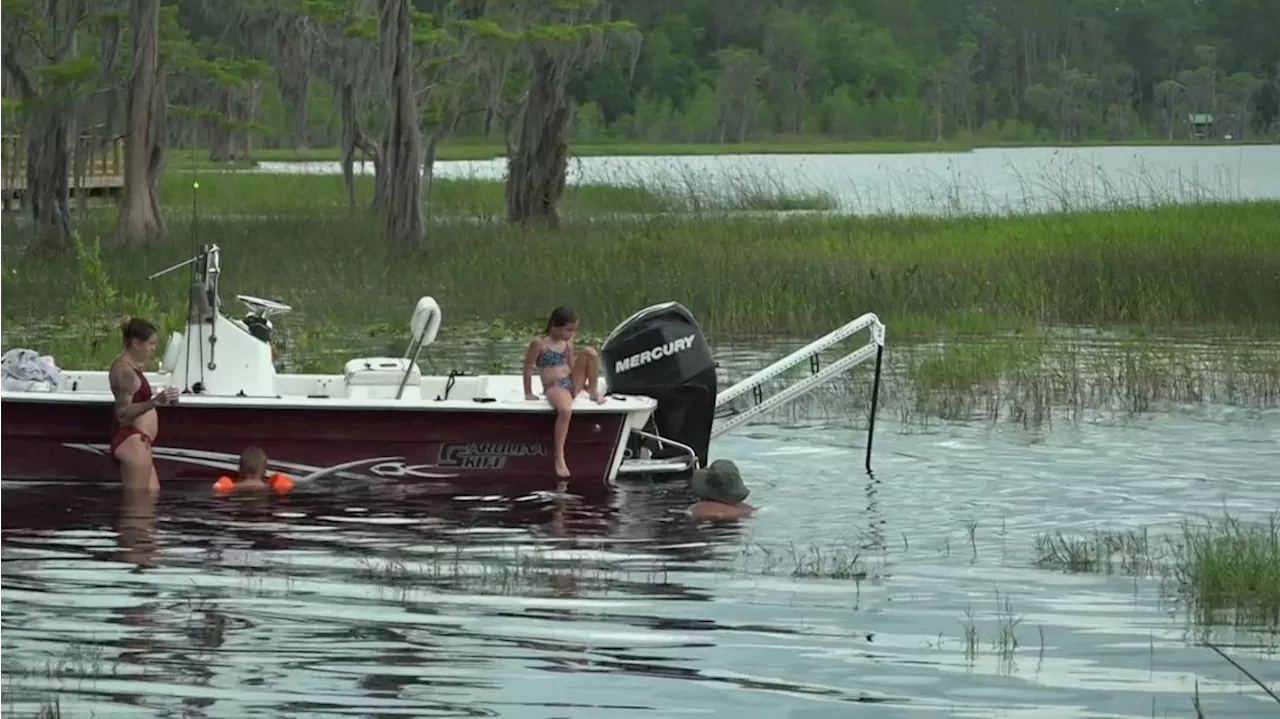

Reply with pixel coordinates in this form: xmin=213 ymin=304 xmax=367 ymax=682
xmin=4 ymin=406 xmax=1279 ymax=718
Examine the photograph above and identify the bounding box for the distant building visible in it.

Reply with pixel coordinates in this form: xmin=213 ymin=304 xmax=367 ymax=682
xmin=1187 ymin=113 xmax=1214 ymax=139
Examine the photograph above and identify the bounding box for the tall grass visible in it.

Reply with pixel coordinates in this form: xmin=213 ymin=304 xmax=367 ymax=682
xmin=1033 ymin=513 xmax=1280 ymax=630
xmin=3 ymin=201 xmax=1276 ymax=338
xmin=1172 ymin=514 xmax=1280 ymax=628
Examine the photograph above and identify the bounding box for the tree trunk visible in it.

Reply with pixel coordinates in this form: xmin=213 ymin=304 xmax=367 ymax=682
xmin=287 ymin=73 xmax=311 ymax=151
xmin=378 ymin=0 xmax=423 ymax=250
xmin=7 ymin=0 xmax=84 ymax=251
xmin=116 ymin=0 xmax=167 ymax=246
xmin=373 ymin=125 xmax=392 ymax=211
xmin=422 ymin=133 xmax=440 ymax=225
xmin=25 ymin=111 xmax=73 ymax=250
xmin=339 ymin=80 xmax=383 ymax=209
xmin=245 ymin=78 xmax=260 ymax=158
xmin=72 ymin=119 xmax=88 ymax=218
xmin=505 ymin=54 xmax=573 ymax=229
xmin=209 ymin=89 xmax=239 ymax=162
xmin=276 ymin=21 xmax=312 ymax=153
xmin=96 ymin=14 xmax=123 ymax=155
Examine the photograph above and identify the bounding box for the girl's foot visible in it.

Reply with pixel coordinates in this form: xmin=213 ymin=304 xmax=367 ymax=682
xmin=589 ymin=390 xmax=606 ymax=404
xmin=555 ymin=458 xmax=571 ymax=478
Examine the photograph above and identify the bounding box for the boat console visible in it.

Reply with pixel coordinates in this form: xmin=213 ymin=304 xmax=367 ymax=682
xmin=155 ymin=244 xmax=446 ymax=401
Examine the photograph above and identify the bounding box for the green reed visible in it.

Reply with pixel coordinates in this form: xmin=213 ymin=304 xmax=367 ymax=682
xmin=1035 ymin=528 xmax=1158 ymax=575
xmin=4 ymin=200 xmax=1276 ymax=340
xmin=1170 ymin=513 xmax=1280 ymax=629
xmin=726 ymin=330 xmax=1279 ymax=433
xmin=738 ymin=540 xmax=872 ymax=581
xmin=1034 ymin=512 xmax=1280 ymax=629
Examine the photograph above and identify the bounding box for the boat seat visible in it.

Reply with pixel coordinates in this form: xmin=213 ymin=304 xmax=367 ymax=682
xmin=343 ymin=357 xmax=422 ymax=399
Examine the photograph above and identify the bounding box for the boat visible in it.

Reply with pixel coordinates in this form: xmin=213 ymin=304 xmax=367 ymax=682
xmin=0 ymin=244 xmax=887 ymax=487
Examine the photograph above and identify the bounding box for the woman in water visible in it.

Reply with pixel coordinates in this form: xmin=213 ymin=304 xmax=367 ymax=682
xmin=523 ymin=306 xmax=606 ymax=477
xmin=109 ymin=317 xmax=181 ymax=492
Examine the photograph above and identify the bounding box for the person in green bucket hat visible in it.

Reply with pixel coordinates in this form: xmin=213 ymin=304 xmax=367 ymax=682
xmin=689 ymin=459 xmax=754 ymax=520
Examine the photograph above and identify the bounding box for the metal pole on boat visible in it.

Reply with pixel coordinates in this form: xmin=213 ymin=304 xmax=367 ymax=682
xmin=864 ymin=344 xmax=884 ymax=474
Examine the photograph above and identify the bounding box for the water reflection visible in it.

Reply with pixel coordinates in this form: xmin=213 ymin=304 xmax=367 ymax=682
xmin=3 ymin=406 xmax=1278 ymax=717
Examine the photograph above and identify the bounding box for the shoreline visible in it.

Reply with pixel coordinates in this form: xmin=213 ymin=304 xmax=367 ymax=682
xmin=165 ymin=138 xmax=1279 ymax=169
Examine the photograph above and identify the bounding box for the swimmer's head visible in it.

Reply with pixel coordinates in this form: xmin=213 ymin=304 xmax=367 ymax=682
xmin=238 ymin=446 xmax=268 ymax=481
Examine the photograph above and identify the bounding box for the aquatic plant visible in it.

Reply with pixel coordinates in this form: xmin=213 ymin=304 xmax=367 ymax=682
xmin=1033 ymin=512 xmax=1280 ymax=629
xmin=0 ymin=695 xmax=62 ymax=719
xmin=1034 ymin=528 xmax=1158 ymax=575
xmin=953 ymin=591 xmax=1033 ymax=675
xmin=737 ymin=539 xmax=873 ymax=581
xmin=355 ymin=548 xmax=668 ymax=599
xmin=1169 ymin=513 xmax=1280 ymax=629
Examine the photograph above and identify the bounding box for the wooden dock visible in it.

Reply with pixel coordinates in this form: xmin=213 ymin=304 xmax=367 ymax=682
xmin=1 ymin=134 xmax=125 ymax=211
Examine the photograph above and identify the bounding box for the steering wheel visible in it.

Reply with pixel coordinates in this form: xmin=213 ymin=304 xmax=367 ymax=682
xmin=237 ymin=294 xmax=293 ymax=318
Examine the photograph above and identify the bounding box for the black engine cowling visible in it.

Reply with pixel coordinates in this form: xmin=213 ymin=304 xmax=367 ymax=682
xmin=601 ymin=301 xmax=717 ymax=470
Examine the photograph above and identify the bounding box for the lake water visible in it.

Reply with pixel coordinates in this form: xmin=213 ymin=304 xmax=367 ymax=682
xmin=251 ymin=144 xmax=1280 ymax=215
xmin=3 ymin=337 xmax=1278 ymax=718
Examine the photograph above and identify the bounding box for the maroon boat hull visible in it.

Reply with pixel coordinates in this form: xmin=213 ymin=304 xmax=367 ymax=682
xmin=1 ymin=398 xmax=629 ymax=486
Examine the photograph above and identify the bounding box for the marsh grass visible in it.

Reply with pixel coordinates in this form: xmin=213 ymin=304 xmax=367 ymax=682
xmin=355 ymin=548 xmax=669 ymax=598
xmin=736 ymin=539 xmax=873 ymax=581
xmin=1171 ymin=514 xmax=1280 ymax=629
xmin=3 ymin=201 xmax=1277 ymax=340
xmin=350 ymin=537 xmax=873 ymax=602
xmin=2 ymin=232 xmax=1275 ymax=430
xmin=1035 ymin=528 xmax=1157 ymax=575
xmin=954 ymin=592 xmax=1031 ymax=673
xmin=147 ymin=164 xmax=839 ymax=217
xmin=2 ymin=229 xmax=1280 ymax=427
xmin=1034 ymin=513 xmax=1280 ymax=629
xmin=591 ymin=161 xmax=841 ymax=212
xmin=158 ymin=171 xmax=684 ymax=217
xmin=1 ymin=642 xmax=119 ymax=680
xmin=885 ymin=332 xmax=1280 ymax=426
xmin=1 ymin=695 xmax=61 ymax=719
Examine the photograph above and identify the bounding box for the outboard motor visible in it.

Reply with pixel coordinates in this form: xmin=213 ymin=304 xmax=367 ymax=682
xmin=601 ymin=301 xmax=717 ymax=470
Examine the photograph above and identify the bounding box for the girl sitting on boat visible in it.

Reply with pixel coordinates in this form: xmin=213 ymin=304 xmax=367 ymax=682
xmin=522 ymin=306 xmax=607 ymax=478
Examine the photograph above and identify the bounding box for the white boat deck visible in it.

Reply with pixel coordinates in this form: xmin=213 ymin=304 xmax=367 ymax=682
xmin=5 ymin=365 xmax=651 ymax=414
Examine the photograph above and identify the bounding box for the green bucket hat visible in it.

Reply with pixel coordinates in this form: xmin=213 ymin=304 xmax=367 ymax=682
xmin=691 ymin=459 xmax=749 ymax=504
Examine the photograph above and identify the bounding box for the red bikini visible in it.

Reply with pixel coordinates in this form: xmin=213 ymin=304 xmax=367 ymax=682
xmin=110 ymin=365 xmax=154 ymax=458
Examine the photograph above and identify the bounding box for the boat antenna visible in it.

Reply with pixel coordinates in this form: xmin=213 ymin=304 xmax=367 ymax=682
xmin=184 ymin=142 xmax=200 ymax=392
xmin=190 ymin=142 xmax=198 ymax=251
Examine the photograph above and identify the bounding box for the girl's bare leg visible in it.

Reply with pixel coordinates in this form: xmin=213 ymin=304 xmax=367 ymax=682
xmin=546 ymin=386 xmax=574 ymax=477
xmin=572 ymin=347 xmax=606 ymax=403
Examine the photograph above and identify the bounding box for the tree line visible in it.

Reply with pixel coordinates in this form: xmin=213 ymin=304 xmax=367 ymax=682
xmin=3 ymin=0 xmax=1277 ymax=252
